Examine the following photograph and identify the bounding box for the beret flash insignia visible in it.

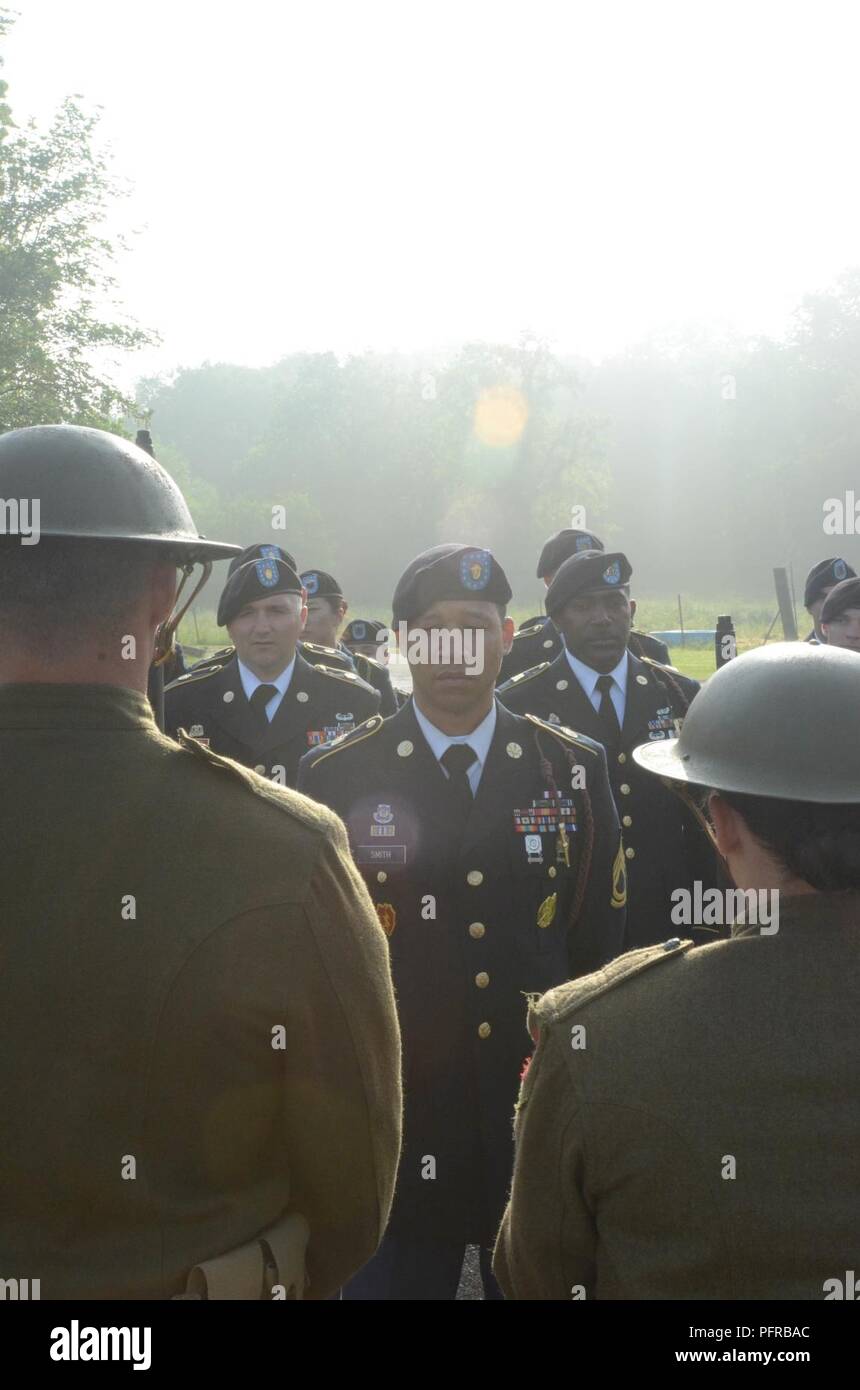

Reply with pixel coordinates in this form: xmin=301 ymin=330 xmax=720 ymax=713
xmin=834 ymin=558 xmax=848 ymax=581
xmin=603 ymin=560 xmax=621 ymax=585
xmin=255 ymin=558 xmax=279 ymax=587
xmin=304 ymin=572 xmax=320 ymax=595
xmin=460 ymin=548 xmax=491 ymax=590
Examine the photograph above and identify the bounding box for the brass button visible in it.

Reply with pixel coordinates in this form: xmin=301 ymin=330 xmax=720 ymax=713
xmin=555 ymin=679 xmax=569 ymax=691
xmin=548 ymin=865 xmax=557 ymax=878
xmin=296 ymin=690 xmax=309 ymax=703
xmin=617 ymin=752 xmax=627 ymax=764
xmin=377 ymin=871 xmax=387 ymax=883
xmin=397 ymin=740 xmax=413 ymax=757
xmin=254 ymin=764 xmax=266 ymax=774
xmin=625 ymin=846 xmax=635 ymax=860
xmin=636 ymin=674 xmax=648 ymax=685
xmin=619 ymin=783 xmax=631 ymax=795
xmin=622 ymin=815 xmax=632 ymax=827
xmin=467 ymin=870 xmax=483 ymax=886
xmin=478 ymin=1022 xmax=491 ymax=1039
xmin=469 ymin=922 xmax=486 ymax=939
xmin=543 ymin=639 xmax=554 ymax=649
xmin=475 ymin=971 xmax=489 ymax=988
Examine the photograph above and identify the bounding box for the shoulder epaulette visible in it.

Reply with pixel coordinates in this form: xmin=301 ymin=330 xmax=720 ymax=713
xmin=174 ymin=729 xmax=334 ymax=831
xmin=165 ymin=660 xmax=228 ymax=692
xmin=301 ymin=640 xmax=350 ymax=667
xmin=639 ymin=654 xmax=684 ymax=678
xmin=523 ymin=711 xmax=601 ymax=758
xmin=302 ymin=713 xmax=385 ymax=768
xmin=531 ymin=937 xmax=695 ymax=1033
xmin=513 ymin=622 xmax=545 ymax=641
xmin=314 ymin=662 xmax=374 ymax=690
xmin=188 ymin=644 xmax=234 ymax=671
xmin=498 ymin=661 xmax=550 ymax=692
xmin=353 ymin=651 xmax=386 ymax=676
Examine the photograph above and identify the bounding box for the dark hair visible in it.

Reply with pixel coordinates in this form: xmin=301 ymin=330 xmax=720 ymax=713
xmin=719 ymin=790 xmax=860 ymax=891
xmin=0 ymin=538 xmax=168 ymax=640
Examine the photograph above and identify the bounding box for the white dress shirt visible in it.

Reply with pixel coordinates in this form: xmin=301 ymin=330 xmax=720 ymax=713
xmin=412 ymin=700 xmax=497 ymax=797
xmin=564 ymin=647 xmax=628 ymax=727
xmin=237 ymin=655 xmax=296 ymax=722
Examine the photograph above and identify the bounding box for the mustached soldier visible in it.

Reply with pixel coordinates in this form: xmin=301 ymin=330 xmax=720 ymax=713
xmin=165 ymin=555 xmax=380 ymax=786
xmin=499 ymin=549 xmax=719 ymax=949
xmin=0 ymin=425 xmax=400 ymax=1299
xmin=298 ymin=543 xmax=625 ymax=1300
xmin=498 ymin=527 xmax=670 ymax=684
xmin=495 ymin=642 xmax=860 ymax=1299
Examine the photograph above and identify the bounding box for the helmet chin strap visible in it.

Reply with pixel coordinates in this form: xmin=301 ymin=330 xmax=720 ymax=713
xmin=153 ymin=561 xmax=213 ymax=666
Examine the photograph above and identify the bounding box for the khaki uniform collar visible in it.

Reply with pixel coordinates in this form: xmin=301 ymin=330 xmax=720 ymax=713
xmin=730 ymin=888 xmax=860 ymax=939
xmin=0 ymin=683 xmax=155 ymax=731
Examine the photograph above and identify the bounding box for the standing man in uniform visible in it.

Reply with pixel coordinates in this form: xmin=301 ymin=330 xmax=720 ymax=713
xmin=301 ymin=568 xmax=398 ymax=714
xmin=803 ymin=556 xmax=857 ymax=643
xmin=499 ymin=550 xmax=719 ymax=949
xmin=0 ymin=425 xmax=401 ymax=1299
xmin=298 ymin=543 xmax=626 ymax=1300
xmin=165 ymin=555 xmax=380 ymax=786
xmin=495 ymin=642 xmax=860 ymax=1299
xmin=499 ymin=528 xmax=669 ymax=684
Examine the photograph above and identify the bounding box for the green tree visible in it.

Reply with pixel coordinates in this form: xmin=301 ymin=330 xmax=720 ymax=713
xmin=0 ymin=9 xmax=156 ymax=432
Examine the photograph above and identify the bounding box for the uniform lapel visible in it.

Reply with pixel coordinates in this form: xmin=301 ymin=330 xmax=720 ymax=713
xmin=620 ymin=652 xmax=660 ymax=744
xmin=207 ymin=658 xmax=259 ymax=749
xmin=462 ymin=703 xmax=529 ymax=857
xmin=258 ymin=652 xmax=315 ymax=753
xmin=545 ymin=652 xmax=604 ymax=744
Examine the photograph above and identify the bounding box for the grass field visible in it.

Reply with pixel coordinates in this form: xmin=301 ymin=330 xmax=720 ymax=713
xmin=177 ymin=595 xmax=797 ymax=683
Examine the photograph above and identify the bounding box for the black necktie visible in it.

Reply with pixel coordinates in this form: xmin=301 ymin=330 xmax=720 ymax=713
xmin=249 ymin=683 xmax=278 ymax=729
xmin=440 ymin=743 xmax=477 ymax=823
xmin=595 ymin=673 xmax=622 ymax=753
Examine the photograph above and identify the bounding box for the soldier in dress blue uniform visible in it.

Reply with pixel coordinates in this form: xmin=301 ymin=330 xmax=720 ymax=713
xmin=301 ymin=568 xmax=398 ymax=715
xmin=498 ymin=549 xmax=720 ymax=950
xmin=297 ymin=543 xmax=626 ymax=1300
xmin=165 ymin=555 xmax=379 ymax=786
xmin=803 ymin=556 xmax=856 ymax=643
xmin=498 ymin=528 xmax=669 ymax=684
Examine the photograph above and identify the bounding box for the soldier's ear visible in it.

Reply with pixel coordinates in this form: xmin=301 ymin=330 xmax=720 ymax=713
xmin=629 ymin=597 xmax=637 ymax=621
xmin=501 ymin=615 xmax=515 ymax=654
xmin=709 ymin=793 xmax=743 ymax=859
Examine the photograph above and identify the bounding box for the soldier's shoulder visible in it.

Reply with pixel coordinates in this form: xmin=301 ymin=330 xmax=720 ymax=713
xmin=521 ymin=711 xmax=604 ymax=760
xmin=352 ymin=651 xmax=388 ymax=678
xmin=497 ymin=661 xmax=551 ymax=695
xmin=171 ymin=729 xmax=340 ymax=838
xmin=638 ymin=655 xmax=700 ymax=696
xmin=300 ymin=640 xmax=352 ymax=669
xmin=165 ymin=659 xmax=230 ymax=697
xmin=300 ymin=712 xmax=387 ymax=775
xmin=312 ymin=662 xmax=379 ymax=701
xmin=532 ymin=937 xmax=695 ymax=1031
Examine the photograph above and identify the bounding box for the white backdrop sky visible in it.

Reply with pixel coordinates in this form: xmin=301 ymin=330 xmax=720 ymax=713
xmin=6 ymin=0 xmax=860 ymax=379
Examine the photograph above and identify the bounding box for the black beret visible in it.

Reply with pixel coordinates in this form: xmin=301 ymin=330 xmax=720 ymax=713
xmin=392 ymin=544 xmax=512 ymax=624
xmin=217 ymin=556 xmax=303 ymax=627
xmin=804 ymin=556 xmax=856 ymax=608
xmin=821 ymin=576 xmax=860 ymax=625
xmin=545 ymin=550 xmax=632 ymax=618
xmin=228 ymin=542 xmax=297 ymax=578
xmin=537 ymin=528 xmax=604 ymax=578
xmin=301 ymin=569 xmax=343 ymax=600
xmin=342 ymin=618 xmax=387 ymax=644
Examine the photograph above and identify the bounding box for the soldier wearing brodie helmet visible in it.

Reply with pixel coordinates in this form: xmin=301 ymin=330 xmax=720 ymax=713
xmin=495 ymin=642 xmax=860 ymax=1300
xmin=0 ymin=425 xmax=401 ymax=1299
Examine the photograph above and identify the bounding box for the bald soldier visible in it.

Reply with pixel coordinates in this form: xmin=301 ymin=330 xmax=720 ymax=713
xmin=0 ymin=425 xmax=401 ymax=1299
xmin=299 ymin=544 xmax=625 ymax=1300
xmin=165 ymin=553 xmax=380 ymax=786
xmin=498 ymin=527 xmax=669 ymax=684
xmin=499 ymin=550 xmax=720 ymax=949
xmin=495 ymin=643 xmax=860 ymax=1299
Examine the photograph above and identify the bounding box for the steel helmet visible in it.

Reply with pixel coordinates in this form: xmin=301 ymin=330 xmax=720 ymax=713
xmin=0 ymin=424 xmax=240 ymax=562
xmin=632 ymin=641 xmax=860 ymax=803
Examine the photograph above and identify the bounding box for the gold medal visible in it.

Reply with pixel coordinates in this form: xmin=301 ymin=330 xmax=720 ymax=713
xmin=376 ymin=903 xmax=397 ymax=937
